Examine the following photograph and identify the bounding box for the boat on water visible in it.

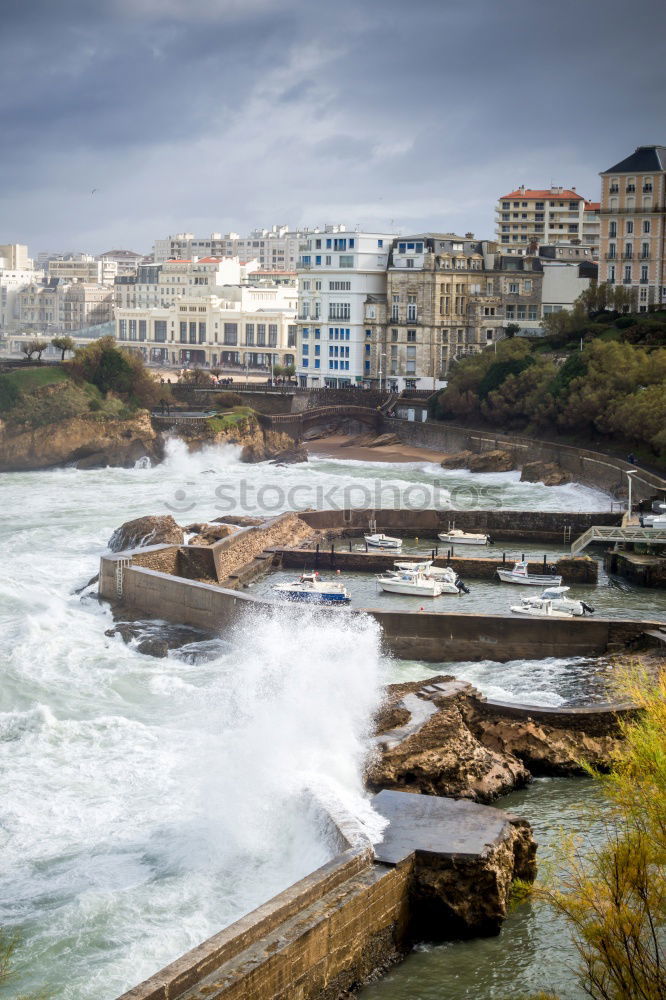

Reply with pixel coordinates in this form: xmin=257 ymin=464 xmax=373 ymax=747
xmin=364 ymin=533 xmax=402 ymax=549
xmin=377 ymin=569 xmax=444 ymax=597
xmin=437 ymin=528 xmax=490 ymax=546
xmin=497 ymin=560 xmax=563 ymax=587
xmin=273 ymin=572 xmax=351 ymax=604
xmin=379 ymin=564 xmax=469 ymax=596
xmin=511 ymin=586 xmax=594 ymax=618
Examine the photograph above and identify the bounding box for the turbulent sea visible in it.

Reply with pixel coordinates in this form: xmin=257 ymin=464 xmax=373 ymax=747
xmin=0 ymin=439 xmax=655 ymax=999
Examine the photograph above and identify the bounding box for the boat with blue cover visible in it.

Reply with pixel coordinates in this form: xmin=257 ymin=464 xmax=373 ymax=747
xmin=273 ymin=572 xmax=351 ymax=604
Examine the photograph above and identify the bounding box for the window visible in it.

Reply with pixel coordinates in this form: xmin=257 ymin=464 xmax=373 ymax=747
xmin=198 ymin=322 xmax=206 ymax=343
xmin=608 ymin=244 xmax=616 ymax=259
xmin=257 ymin=324 xmax=266 ymax=346
xmin=268 ymin=324 xmax=278 ymax=347
xmin=154 ymin=320 xmax=167 ymax=342
xmin=608 ymin=264 xmax=615 ymax=284
xmin=378 ymin=239 xmax=383 ymax=248
xmin=329 ymin=302 xmax=351 ymax=320
xmin=129 ymin=319 xmax=137 ymax=341
xmin=517 ymin=305 xmax=526 ymax=320
xmin=365 ymin=328 xmax=372 ymax=338
xmin=626 ymin=220 xmax=634 ymax=234
xmin=641 ymin=265 xmax=649 ymax=282
xmin=625 ymin=243 xmax=633 ymax=258
xmin=287 ymin=325 xmax=297 ymax=347
xmin=624 ymin=265 xmax=632 ymax=283
xmin=138 ymin=320 xmax=147 ymax=341
xmin=189 ymin=322 xmax=197 ymax=344
xmin=524 ymin=279 xmax=532 ymax=292
xmin=406 ymin=259 xmax=414 ymax=268
xmin=118 ymin=319 xmax=127 ymax=340
xmin=643 ymin=220 xmax=651 ymax=234
xmin=609 ymin=222 xmax=617 ymax=238
xmin=528 ymin=305 xmax=538 ymax=321
xmin=245 ymin=323 xmax=254 ymax=345
xmin=391 ymin=329 xmax=398 ymax=342
xmin=302 ymin=344 xmax=309 ymax=355
xmin=486 ymin=330 xmax=493 ymax=341
xmin=223 ymin=323 xmax=237 ymax=345
xmin=505 ymin=305 xmax=515 ymax=319
xmin=642 ymin=242 xmax=650 ymax=259
xmin=483 ymin=306 xmax=495 ymax=316
xmin=329 ymin=281 xmax=351 ymax=291
xmin=508 ymin=282 xmax=519 ymax=294
xmin=339 ymin=255 xmax=354 ymax=268
xmin=407 ymin=330 xmax=416 ymax=342
xmin=179 ymin=321 xmax=187 ymax=343
xmin=407 ymin=295 xmax=417 ymax=320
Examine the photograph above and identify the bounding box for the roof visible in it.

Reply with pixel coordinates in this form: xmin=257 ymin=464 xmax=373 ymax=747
xmin=584 ymin=201 xmax=601 ymax=212
xmin=500 ymin=189 xmax=583 ymax=201
xmin=602 ymin=145 xmax=666 ymax=174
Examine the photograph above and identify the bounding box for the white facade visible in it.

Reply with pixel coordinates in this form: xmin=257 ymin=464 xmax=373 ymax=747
xmin=114 ymin=257 xmax=245 ymax=310
xmin=153 ymin=226 xmax=343 ymax=271
xmin=541 ymin=263 xmax=592 ymax=315
xmin=295 ymin=229 xmax=395 ymax=386
xmin=495 ymin=187 xmax=589 ymax=253
xmin=0 ymin=267 xmax=36 ymax=332
xmin=48 ymin=257 xmax=103 ymax=284
xmin=114 ymin=287 xmax=297 ymax=370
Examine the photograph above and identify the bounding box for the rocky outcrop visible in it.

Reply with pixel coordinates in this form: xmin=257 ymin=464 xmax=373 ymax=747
xmin=0 ymin=411 xmax=161 ymax=473
xmin=108 ymin=514 xmax=184 ymax=552
xmin=240 ymin=428 xmax=305 ymax=463
xmin=468 ymin=449 xmax=516 ymax=473
xmin=184 ymin=523 xmax=236 ymax=545
xmin=368 ymin=433 xmax=400 ymax=448
xmin=440 ymin=449 xmax=516 ymax=473
xmin=441 ymin=450 xmax=475 ymax=469
xmin=369 ymin=678 xmax=531 ymax=803
xmin=370 ymin=676 xmax=621 ymax=801
xmin=520 ymin=460 xmax=572 ymax=486
xmin=268 ymin=445 xmax=308 ymax=465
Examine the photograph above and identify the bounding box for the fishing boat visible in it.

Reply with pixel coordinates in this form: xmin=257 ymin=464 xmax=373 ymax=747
xmin=273 ymin=572 xmax=351 ymax=604
xmin=511 ymin=586 xmax=594 ymax=618
xmin=364 ymin=533 xmax=402 ymax=549
xmin=437 ymin=528 xmax=490 ymax=546
xmin=497 ymin=560 xmax=562 ymax=587
xmin=377 ymin=569 xmax=444 ymax=597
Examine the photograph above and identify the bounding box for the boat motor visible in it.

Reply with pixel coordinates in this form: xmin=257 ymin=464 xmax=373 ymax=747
xmin=581 ymin=601 xmax=595 ymax=615
xmin=456 ymin=578 xmax=471 ymax=595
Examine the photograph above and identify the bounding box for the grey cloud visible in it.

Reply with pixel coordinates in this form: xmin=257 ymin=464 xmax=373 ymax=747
xmin=0 ymin=0 xmax=665 ymax=252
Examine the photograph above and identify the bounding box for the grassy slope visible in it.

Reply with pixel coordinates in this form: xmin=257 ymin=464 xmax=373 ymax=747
xmin=1 ymin=366 xmax=70 ymax=391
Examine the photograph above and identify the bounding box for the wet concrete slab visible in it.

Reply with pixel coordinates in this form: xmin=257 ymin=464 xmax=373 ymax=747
xmin=372 ymin=789 xmax=510 ymax=864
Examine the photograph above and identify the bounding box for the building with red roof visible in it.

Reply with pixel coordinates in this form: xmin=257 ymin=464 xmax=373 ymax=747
xmin=495 ymin=184 xmax=597 ymax=256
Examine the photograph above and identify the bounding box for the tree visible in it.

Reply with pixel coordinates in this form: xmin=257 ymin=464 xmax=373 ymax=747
xmin=51 ymin=335 xmax=75 ymax=360
xmin=535 ymin=665 xmax=666 ymax=1000
xmin=20 ymin=339 xmax=49 ymax=360
xmin=505 ymin=323 xmax=521 ymax=339
xmin=69 ymin=336 xmax=161 ymax=408
xmin=272 ymin=363 xmax=285 ymax=377
xmin=283 ymin=364 xmax=296 ymax=377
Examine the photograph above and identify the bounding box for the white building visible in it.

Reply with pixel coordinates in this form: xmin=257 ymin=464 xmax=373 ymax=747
xmin=114 ymin=257 xmax=246 ymax=310
xmin=495 ymin=186 xmax=592 ymax=253
xmin=153 ymin=226 xmax=342 ymax=271
xmin=48 ymin=256 xmax=104 ymax=284
xmin=114 ymin=284 xmax=297 ymax=371
xmin=540 ymin=262 xmax=594 ymax=317
xmin=295 ymin=228 xmax=395 ymax=386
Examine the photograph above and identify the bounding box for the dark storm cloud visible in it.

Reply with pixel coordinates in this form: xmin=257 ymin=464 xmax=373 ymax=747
xmin=1 ymin=0 xmax=665 ymax=253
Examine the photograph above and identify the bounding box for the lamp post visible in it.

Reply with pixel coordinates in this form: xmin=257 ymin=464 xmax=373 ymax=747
xmin=626 ymin=468 xmax=637 ymax=517
xmin=378 ymin=351 xmax=386 ymax=394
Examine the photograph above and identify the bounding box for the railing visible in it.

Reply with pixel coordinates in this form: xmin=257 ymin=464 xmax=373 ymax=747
xmin=571 ymin=525 xmax=666 ymax=555
xmin=600 ymin=206 xmax=664 ymax=214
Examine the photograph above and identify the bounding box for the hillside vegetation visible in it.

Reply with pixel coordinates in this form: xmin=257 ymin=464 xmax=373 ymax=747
xmin=0 ymin=338 xmax=163 ymax=430
xmin=434 ymin=303 xmax=666 ymax=465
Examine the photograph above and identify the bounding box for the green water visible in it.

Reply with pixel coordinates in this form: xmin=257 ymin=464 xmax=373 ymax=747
xmin=360 ymin=777 xmax=603 ymax=1000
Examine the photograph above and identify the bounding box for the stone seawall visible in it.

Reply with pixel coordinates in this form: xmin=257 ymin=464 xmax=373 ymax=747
xmin=100 ymin=551 xmax=657 ymax=663
xmin=383 ymin=417 xmax=666 ymax=502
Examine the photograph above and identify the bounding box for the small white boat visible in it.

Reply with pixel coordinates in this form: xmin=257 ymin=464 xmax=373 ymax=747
xmin=438 ymin=528 xmax=490 ymax=546
xmin=377 ymin=570 xmax=443 ymax=597
xmin=497 ymin=560 xmax=562 ymax=587
xmin=393 ymin=561 xmax=469 ymax=594
xmin=394 ymin=560 xmax=432 ymax=572
xmin=273 ymin=572 xmax=351 ymax=604
xmin=365 ymin=533 xmax=402 ymax=549
xmin=511 ymin=586 xmax=594 ymax=618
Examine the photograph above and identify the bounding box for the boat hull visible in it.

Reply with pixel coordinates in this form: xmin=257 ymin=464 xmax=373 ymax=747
xmin=274 ymin=590 xmax=351 ymax=604
xmin=438 ymin=533 xmax=488 ymax=545
xmin=510 ymin=605 xmax=574 ymax=619
xmin=497 ymin=571 xmax=563 ymax=586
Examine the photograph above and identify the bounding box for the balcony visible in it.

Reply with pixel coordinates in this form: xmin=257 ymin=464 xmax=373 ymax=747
xmin=626 ymin=186 xmax=636 ymax=193
xmin=609 ymin=186 xmax=619 ymax=194
xmin=605 ymin=253 xmax=617 ymax=260
xmin=643 ymin=185 xmax=653 ymax=193
xmin=623 ymin=278 xmax=633 ymax=285
xmin=600 ymin=206 xmax=665 ymax=214
xmin=640 ymin=278 xmax=649 ymax=284
xmin=623 ymin=253 xmax=634 ymax=260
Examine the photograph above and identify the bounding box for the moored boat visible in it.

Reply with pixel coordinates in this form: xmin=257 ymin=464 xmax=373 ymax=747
xmin=438 ymin=528 xmax=490 ymax=546
xmin=364 ymin=533 xmax=402 ymax=549
xmin=497 ymin=560 xmax=562 ymax=587
xmin=377 ymin=570 xmax=444 ymax=597
xmin=273 ymin=572 xmax=351 ymax=604
xmin=511 ymin=586 xmax=594 ymax=618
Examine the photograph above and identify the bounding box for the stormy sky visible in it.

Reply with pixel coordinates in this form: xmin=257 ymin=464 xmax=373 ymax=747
xmin=1 ymin=0 xmax=664 ymax=255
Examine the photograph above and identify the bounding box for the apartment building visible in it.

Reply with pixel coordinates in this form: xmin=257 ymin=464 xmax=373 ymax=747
xmin=295 ymin=228 xmax=395 ymax=386
xmin=599 ymin=145 xmax=666 ymax=311
xmin=582 ymin=201 xmax=601 ymax=256
xmin=48 ymin=256 xmax=104 ymax=284
xmin=16 ymin=280 xmax=114 ymax=333
xmin=62 ymin=283 xmax=114 ymax=330
xmin=114 ymin=257 xmax=245 ymax=310
xmin=114 ymin=287 xmax=297 ymax=370
xmin=97 ymin=249 xmax=143 ymax=277
xmin=153 ymin=226 xmax=317 ymax=270
xmin=0 ymin=244 xmax=32 ymax=270
xmin=495 ymin=186 xmax=589 ymax=252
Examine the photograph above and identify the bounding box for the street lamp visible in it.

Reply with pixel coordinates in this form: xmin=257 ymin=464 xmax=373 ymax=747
xmin=378 ymin=351 xmax=386 ymax=393
xmin=626 ymin=468 xmax=638 ymax=517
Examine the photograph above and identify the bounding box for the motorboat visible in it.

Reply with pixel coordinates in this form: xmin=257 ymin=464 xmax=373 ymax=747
xmin=377 ymin=569 xmax=443 ymax=597
xmin=511 ymin=586 xmax=594 ymax=618
xmin=364 ymin=533 xmax=402 ymax=549
xmin=273 ymin=572 xmax=351 ymax=604
xmin=497 ymin=560 xmax=562 ymax=587
xmin=393 ymin=561 xmax=470 ymax=594
xmin=438 ymin=528 xmax=490 ymax=546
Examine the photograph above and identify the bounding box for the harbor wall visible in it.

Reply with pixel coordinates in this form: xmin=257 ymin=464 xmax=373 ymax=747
xmin=100 ymin=552 xmax=654 ymax=663
xmin=381 ymin=417 xmax=666 ymax=502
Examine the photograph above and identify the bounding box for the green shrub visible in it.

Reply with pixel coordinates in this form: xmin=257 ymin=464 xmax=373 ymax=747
xmin=214 ymin=391 xmax=243 ymax=409
xmin=0 ymin=375 xmax=20 ymax=413
xmin=614 ymin=315 xmax=635 ymax=329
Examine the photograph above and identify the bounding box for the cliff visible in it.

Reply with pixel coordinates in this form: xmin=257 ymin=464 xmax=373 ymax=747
xmin=172 ymin=414 xmax=306 ymax=463
xmin=0 ymin=410 xmax=162 ymax=472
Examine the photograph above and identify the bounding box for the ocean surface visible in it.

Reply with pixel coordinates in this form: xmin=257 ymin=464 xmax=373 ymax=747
xmin=0 ymin=439 xmax=662 ymax=999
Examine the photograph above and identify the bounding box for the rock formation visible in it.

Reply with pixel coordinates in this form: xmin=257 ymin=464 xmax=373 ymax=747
xmin=441 ymin=449 xmax=516 ymax=473
xmin=520 ymin=460 xmax=572 ymax=486
xmin=0 ymin=411 xmax=162 ymax=473
xmin=108 ymin=514 xmax=184 ymax=552
xmin=370 ymin=676 xmax=622 ymax=802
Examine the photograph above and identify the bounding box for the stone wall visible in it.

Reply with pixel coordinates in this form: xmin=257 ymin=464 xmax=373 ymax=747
xmin=384 ymin=418 xmax=666 ymax=501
